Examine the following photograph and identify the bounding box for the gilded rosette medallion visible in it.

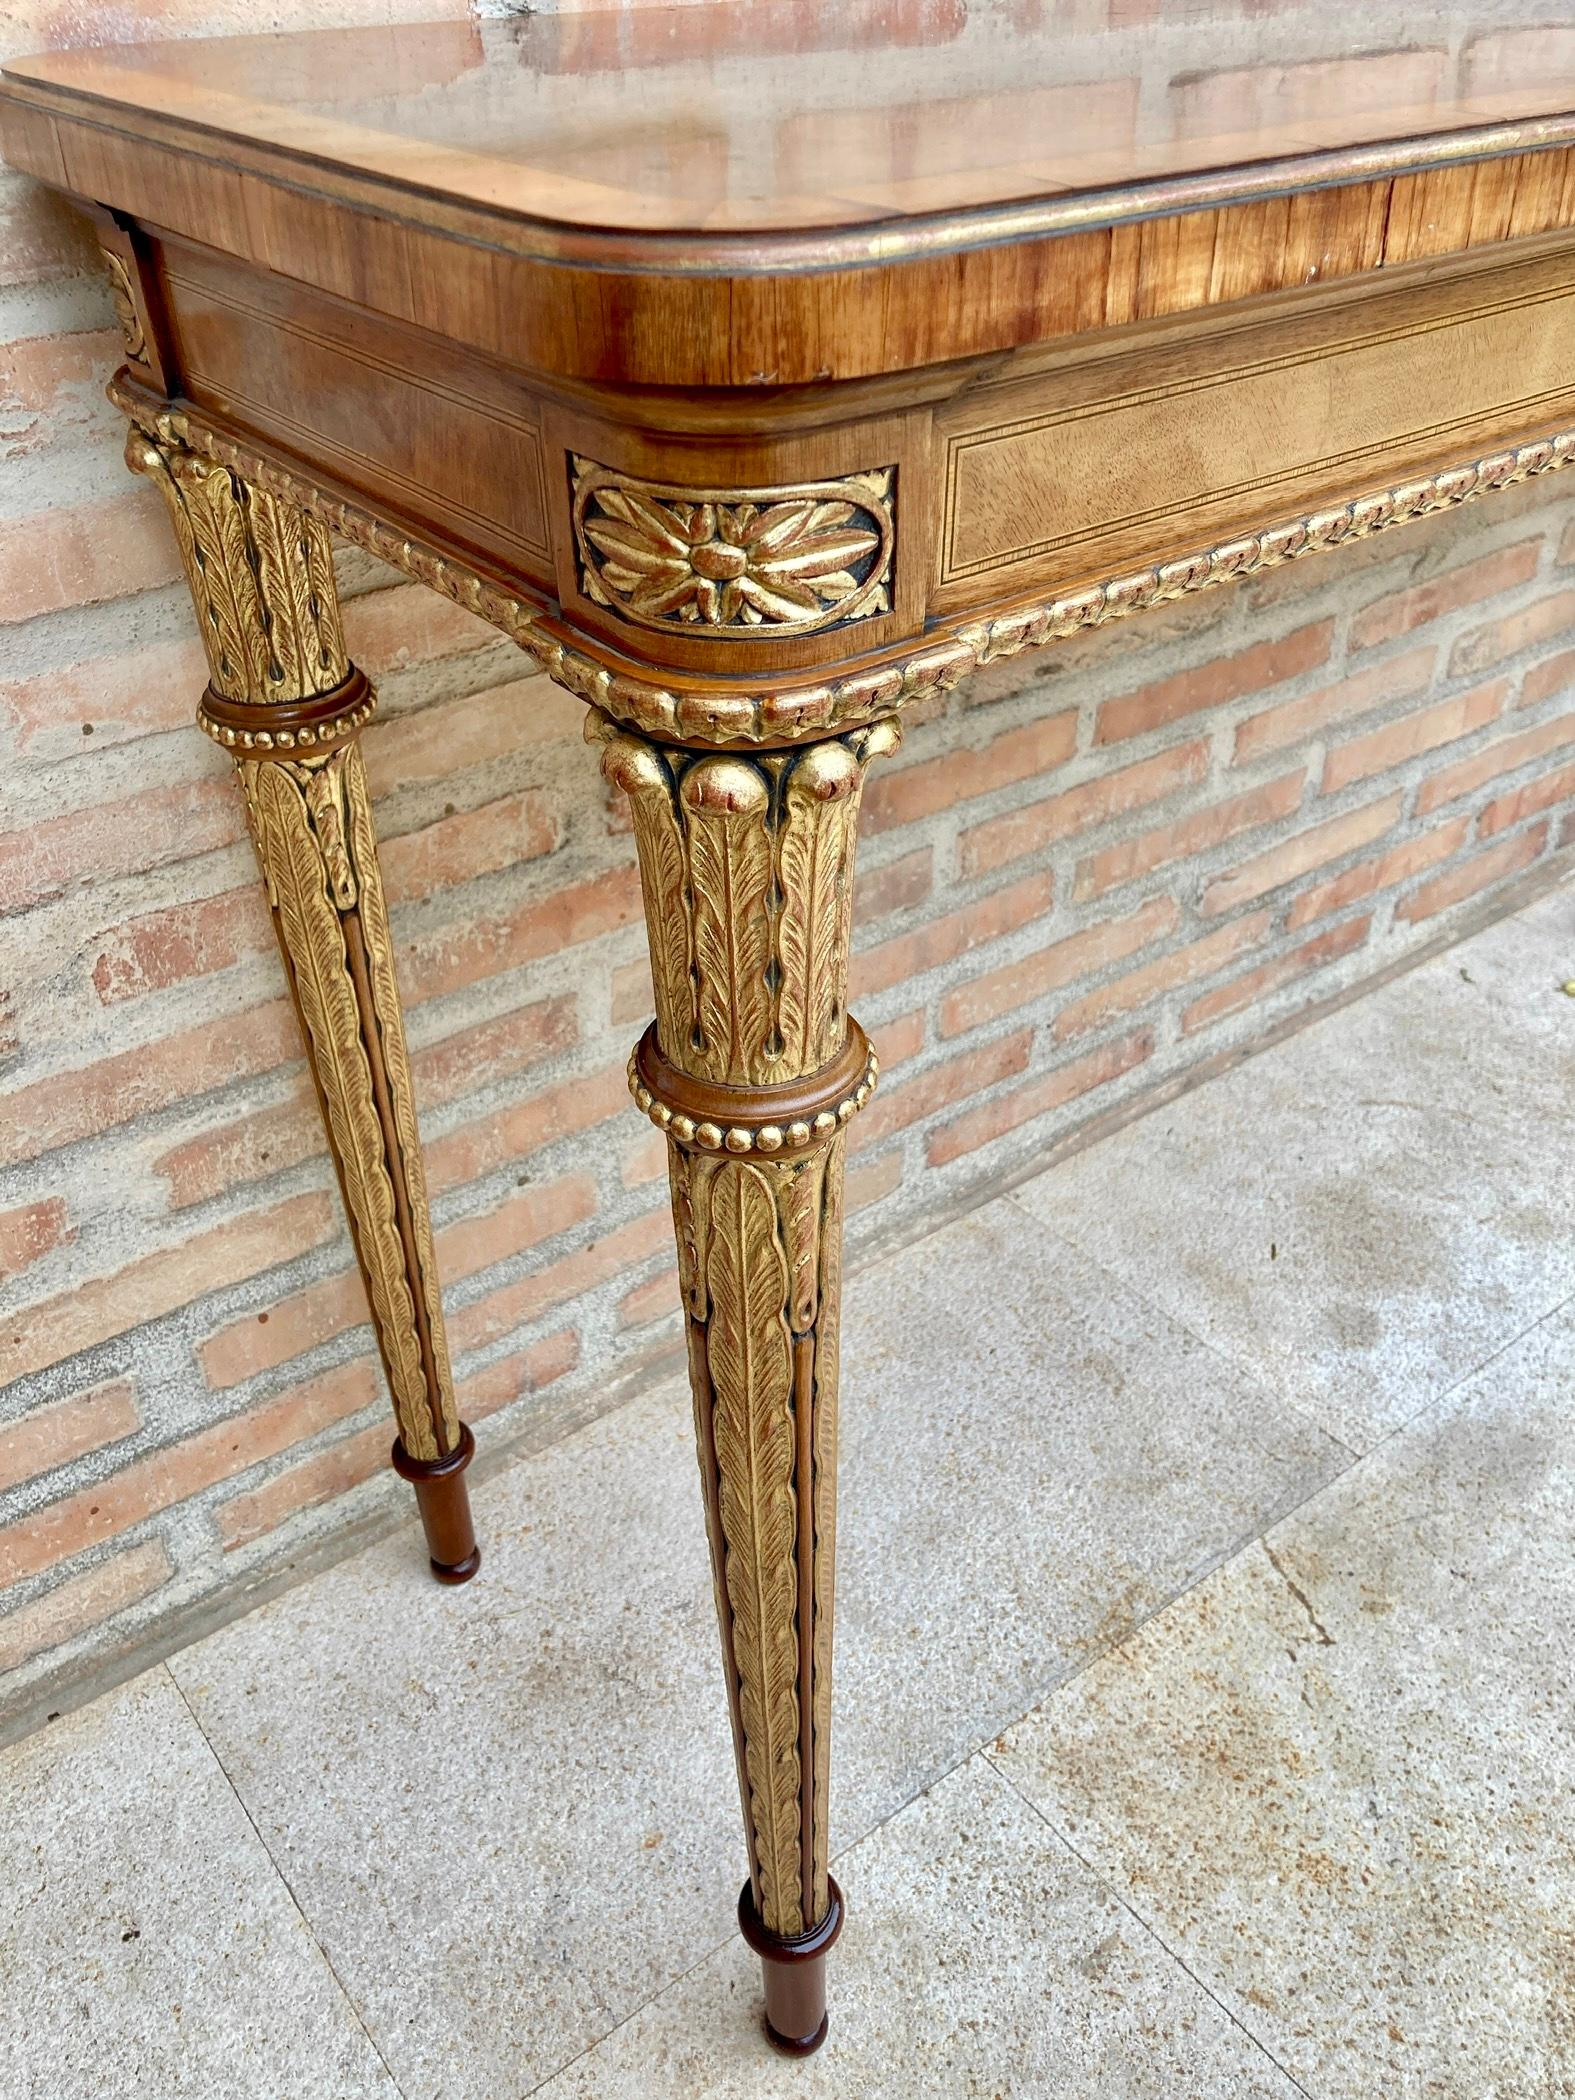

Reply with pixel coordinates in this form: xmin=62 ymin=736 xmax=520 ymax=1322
xmin=572 ymin=457 xmax=895 ymax=637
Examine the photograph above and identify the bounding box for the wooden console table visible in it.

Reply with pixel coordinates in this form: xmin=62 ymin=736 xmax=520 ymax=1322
xmin=5 ymin=2 xmax=1575 ymax=2053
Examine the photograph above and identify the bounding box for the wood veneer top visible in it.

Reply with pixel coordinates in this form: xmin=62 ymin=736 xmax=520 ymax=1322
xmin=5 ymin=3 xmax=1575 ymax=267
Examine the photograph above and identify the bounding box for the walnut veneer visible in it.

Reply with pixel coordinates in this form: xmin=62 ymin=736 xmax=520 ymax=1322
xmin=4 ymin=0 xmax=1574 ymax=2054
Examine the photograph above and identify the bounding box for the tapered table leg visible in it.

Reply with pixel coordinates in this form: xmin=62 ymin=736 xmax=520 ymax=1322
xmin=594 ymin=709 xmax=899 ymax=2051
xmin=125 ymin=418 xmax=478 ymax=1583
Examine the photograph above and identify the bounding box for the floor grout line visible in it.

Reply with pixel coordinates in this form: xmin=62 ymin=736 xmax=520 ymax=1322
xmin=983 ymin=1752 xmax=1319 ymax=2100
xmin=162 ymin=1661 xmax=412 ymax=2100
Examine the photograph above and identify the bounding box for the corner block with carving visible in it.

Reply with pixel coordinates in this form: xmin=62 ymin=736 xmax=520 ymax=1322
xmin=592 ymin=707 xmax=900 ymax=2052
xmin=125 ymin=418 xmax=480 ymax=1582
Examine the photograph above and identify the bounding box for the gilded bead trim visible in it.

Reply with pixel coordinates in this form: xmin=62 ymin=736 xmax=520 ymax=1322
xmin=627 ymin=1043 xmax=879 ymax=1154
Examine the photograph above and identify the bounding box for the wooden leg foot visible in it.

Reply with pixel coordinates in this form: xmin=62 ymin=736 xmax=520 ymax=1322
xmin=392 ymin=1422 xmax=480 ymax=1583
xmin=739 ymin=1877 xmax=843 ymax=2054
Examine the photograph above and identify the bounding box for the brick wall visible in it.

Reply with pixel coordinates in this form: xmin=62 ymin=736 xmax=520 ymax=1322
xmin=5 ymin=9 xmax=1575 ymax=1737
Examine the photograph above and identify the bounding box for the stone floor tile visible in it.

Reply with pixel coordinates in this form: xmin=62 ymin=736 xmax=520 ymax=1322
xmin=831 ymin=1198 xmax=1348 ymax=1838
xmin=168 ymin=1198 xmax=1342 ymax=2097
xmin=1011 ymin=886 xmax=1575 ymax=1449
xmin=0 ymin=1669 xmax=398 ymax=2100
xmin=991 ymin=1296 xmax=1575 ymax=2100
xmin=170 ymin=1388 xmax=739 ymax=2100
xmin=535 ymin=1755 xmax=1304 ymax=2099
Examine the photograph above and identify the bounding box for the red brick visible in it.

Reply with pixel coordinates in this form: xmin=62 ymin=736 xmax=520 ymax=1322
xmin=0 ymin=1541 xmax=171 ymax=1675
xmin=1521 ymin=647 xmax=1575 ymax=710
xmin=959 ymin=740 xmax=1209 ymax=878
xmin=939 ymin=894 xmax=1176 ymax=1038
xmin=621 ymin=1130 xmax=669 ymax=1188
xmin=436 ymin=1175 xmax=600 ymax=1288
xmin=1 ymin=1358 xmax=378 ymax=1585
xmin=401 ymin=865 xmax=643 ymax=1004
xmin=846 ymin=1149 xmax=903 ymax=1213
xmin=339 ymin=580 xmax=499 ymax=677
xmin=380 ymin=789 xmax=560 ymax=904
xmin=854 ymin=1029 xmax=1032 ymax=1148
xmin=1201 ymin=794 xmax=1403 ymax=916
xmin=1075 ymin=769 xmax=1305 ymax=900
xmin=215 ymin=1332 xmax=579 ymax=1551
xmin=0 ymin=180 xmax=100 ymax=288
xmin=0 ymin=776 xmax=243 ymax=915
xmin=1478 ymin=761 xmax=1575 ymax=839
xmin=0 ymin=486 xmax=183 ymax=625
xmin=861 ymin=711 xmax=1077 ymax=832
xmin=874 ymin=1006 xmax=926 ymax=1068
xmin=1096 ymin=620 xmax=1333 ymax=744
xmin=199 ymin=1172 xmax=596 ymax=1389
xmin=1181 ymin=916 xmax=1371 ymax=1033
xmin=0 ymin=1000 xmax=298 ymax=1170
xmin=1450 ymin=589 xmax=1575 ymax=679
xmin=855 ymin=846 xmax=933 ymax=922
xmin=2 ymin=326 xmax=128 ymax=428
xmin=1287 ymin=817 xmax=1471 ymax=930
xmin=1416 ymin=710 xmax=1575 ymax=815
xmin=852 ymin=872 xmax=1055 ymax=1003
xmin=154 ymin=996 xmax=580 ymax=1208
xmin=448 ymin=1206 xmax=673 ymax=1355
xmin=0 ymin=1378 xmax=139 ymax=1495
xmin=926 ymin=1028 xmax=1153 ymax=1168
xmin=415 ymin=997 xmax=579 ymax=1106
xmin=0 ymin=638 xmax=206 ymax=759
xmin=0 ymin=1194 xmax=72 ymax=1280
xmin=1394 ymin=822 xmax=1550 ymax=923
xmin=1233 ymin=645 xmax=1436 ymax=765
xmin=154 ymin=1087 xmax=318 ymax=1211
xmin=620 ymin=1268 xmax=680 ymax=1330
xmin=92 ymin=885 xmax=272 ymax=1007
xmin=1 ymin=1189 xmax=336 ymax=1391
xmin=1322 ymin=679 xmax=1507 ymax=793
xmin=1054 ymin=912 xmax=1272 ymax=1041
xmin=1349 ymin=540 xmax=1542 ymax=652
xmin=611 ymin=957 xmax=653 ymax=1026
xmin=424 ymin=1063 xmax=630 ymax=1193
xmin=361 ymin=674 xmax=581 ymax=794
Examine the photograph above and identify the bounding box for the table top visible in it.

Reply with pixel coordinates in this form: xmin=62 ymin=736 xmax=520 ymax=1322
xmin=6 ymin=3 xmax=1575 ymax=267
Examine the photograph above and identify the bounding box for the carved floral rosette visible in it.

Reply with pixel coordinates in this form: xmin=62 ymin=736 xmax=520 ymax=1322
xmin=573 ymin=457 xmax=895 ymax=638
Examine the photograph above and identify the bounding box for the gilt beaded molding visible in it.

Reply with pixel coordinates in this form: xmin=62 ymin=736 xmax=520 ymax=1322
xmin=111 ymin=381 xmax=1575 ymax=751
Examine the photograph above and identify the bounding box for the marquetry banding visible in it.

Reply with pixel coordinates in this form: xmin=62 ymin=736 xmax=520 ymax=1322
xmin=198 ymin=668 xmax=376 ymax=753
xmin=629 ymin=1021 xmax=877 ymax=1152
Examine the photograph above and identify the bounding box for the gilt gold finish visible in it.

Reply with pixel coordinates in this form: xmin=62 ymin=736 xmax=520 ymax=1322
xmin=126 ymin=421 xmax=474 ymax=1555
xmin=594 ymin=705 xmax=896 ymax=1945
xmin=572 ymin=459 xmax=895 ymax=637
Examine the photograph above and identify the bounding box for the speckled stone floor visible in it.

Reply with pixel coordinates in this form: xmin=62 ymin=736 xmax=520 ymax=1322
xmin=5 ymin=887 xmax=1573 ymax=2100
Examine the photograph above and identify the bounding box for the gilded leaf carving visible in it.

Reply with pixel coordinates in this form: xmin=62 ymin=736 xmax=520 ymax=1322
xmin=684 ymin=759 xmax=776 ymax=1086
xmin=240 ymin=752 xmax=440 ymax=1461
xmin=574 ymin=458 xmax=894 ymax=637
xmin=704 ymin=1160 xmax=803 ymax=1937
xmin=126 ymin=424 xmax=347 ymax=706
xmin=777 ymin=744 xmax=860 ymax=1073
xmin=345 ymin=747 xmax=459 ymax=1453
xmin=810 ymin=1139 xmax=844 ymax=1923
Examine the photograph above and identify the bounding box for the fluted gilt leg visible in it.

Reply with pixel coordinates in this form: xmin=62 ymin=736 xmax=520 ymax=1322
xmin=126 ymin=413 xmax=479 ymax=1583
xmin=593 ymin=708 xmax=899 ymax=2051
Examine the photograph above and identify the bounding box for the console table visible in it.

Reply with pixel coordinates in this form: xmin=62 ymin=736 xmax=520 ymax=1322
xmin=4 ymin=2 xmax=1574 ymax=2054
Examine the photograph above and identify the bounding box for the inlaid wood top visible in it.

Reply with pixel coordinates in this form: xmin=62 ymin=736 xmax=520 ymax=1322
xmin=5 ymin=4 xmax=1575 ymax=261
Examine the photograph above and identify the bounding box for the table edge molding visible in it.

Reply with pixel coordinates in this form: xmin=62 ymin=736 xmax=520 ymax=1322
xmin=111 ymin=378 xmax=1575 ymax=749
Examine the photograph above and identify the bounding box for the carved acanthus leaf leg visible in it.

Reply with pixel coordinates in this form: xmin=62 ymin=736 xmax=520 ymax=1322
xmin=125 ymin=418 xmax=479 ymax=1583
xmin=594 ymin=707 xmax=900 ymax=2053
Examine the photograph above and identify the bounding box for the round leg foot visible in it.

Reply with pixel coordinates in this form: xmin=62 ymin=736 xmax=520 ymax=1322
xmin=738 ymin=1877 xmax=843 ymax=2057
xmin=392 ymin=1423 xmax=479 ymax=1581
